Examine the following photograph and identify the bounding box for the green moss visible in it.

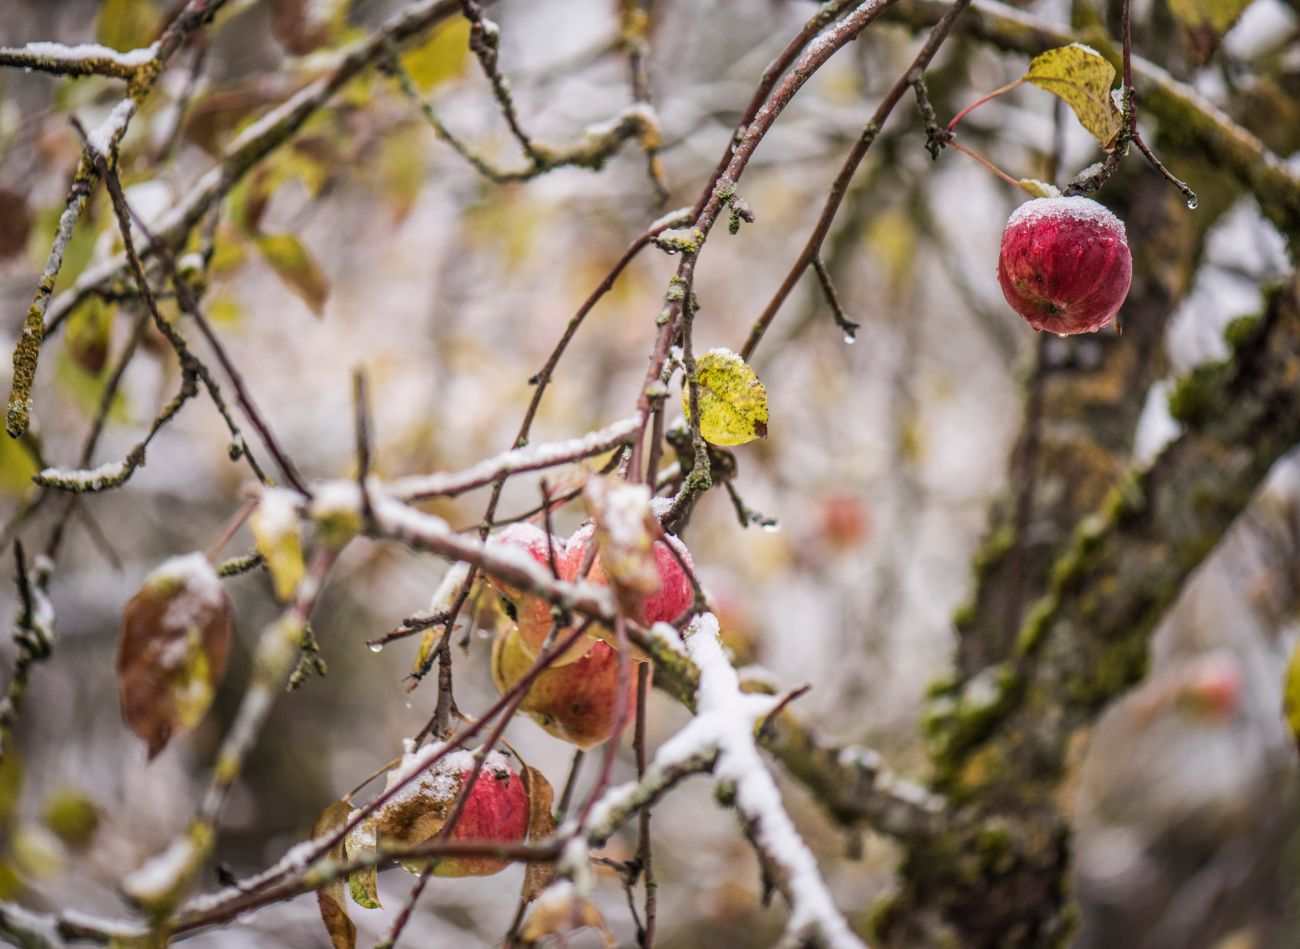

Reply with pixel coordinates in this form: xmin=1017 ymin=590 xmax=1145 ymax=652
xmin=1014 ymin=593 xmax=1059 ymax=657
xmin=1167 ymin=365 xmax=1221 ymax=424
xmin=1223 ymin=313 xmax=1262 ymax=350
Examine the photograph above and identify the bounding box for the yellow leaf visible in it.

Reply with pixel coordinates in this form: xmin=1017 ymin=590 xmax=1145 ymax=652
xmin=65 ymin=297 xmax=115 ymax=376
xmin=251 ymin=489 xmax=306 ymax=602
xmin=683 ymin=348 xmax=769 ymax=447
xmin=1166 ymin=0 xmax=1253 ymax=60
xmin=255 ymin=233 xmax=329 ymax=316
xmin=0 ymin=432 xmax=37 ymax=497
xmin=1024 ymin=44 xmax=1123 ymax=150
xmin=1284 ymin=639 xmax=1300 ymax=751
xmin=1018 ymin=178 xmax=1062 ymax=199
xmin=97 ymin=0 xmax=161 ymax=52
xmin=401 ymin=18 xmax=471 ymax=92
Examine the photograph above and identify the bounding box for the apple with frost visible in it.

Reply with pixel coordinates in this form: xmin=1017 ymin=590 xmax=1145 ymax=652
xmin=372 ymin=748 xmax=529 ymax=877
xmin=485 ymin=521 xmax=694 ymax=664
xmin=492 ymin=626 xmax=646 ymax=749
xmin=997 ymin=196 xmax=1132 ymax=335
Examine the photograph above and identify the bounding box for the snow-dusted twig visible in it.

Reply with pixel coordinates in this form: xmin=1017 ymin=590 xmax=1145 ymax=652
xmin=4 ymin=0 xmax=231 ymax=439
xmin=34 ymin=370 xmax=199 ymax=493
xmin=37 ymin=0 xmax=465 ymax=344
xmin=387 ymin=415 xmax=644 ymax=501
xmin=586 ymin=615 xmax=868 ymax=949
xmin=0 ymin=40 xmax=159 ymax=80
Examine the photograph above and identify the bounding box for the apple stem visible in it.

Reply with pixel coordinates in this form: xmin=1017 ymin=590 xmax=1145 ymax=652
xmin=946 ymin=139 xmax=1022 ymax=188
xmin=946 ymin=77 xmax=1024 ymax=133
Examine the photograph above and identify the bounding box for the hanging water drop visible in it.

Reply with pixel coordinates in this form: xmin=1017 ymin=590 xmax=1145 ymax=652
xmin=1186 ymin=193 xmax=1199 ymax=210
xmin=761 ymin=520 xmax=781 ymax=533
xmin=843 ymin=331 xmax=857 ymax=345
xmin=368 ymin=641 xmax=384 ymax=653
xmin=1057 ymin=333 xmax=1069 ymax=339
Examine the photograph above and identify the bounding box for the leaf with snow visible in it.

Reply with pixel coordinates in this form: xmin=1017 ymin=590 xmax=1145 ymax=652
xmin=251 ymin=489 xmax=305 ymax=602
xmin=1167 ymin=0 xmax=1254 ymax=61
xmin=520 ymin=881 xmax=616 ymax=947
xmin=344 ymin=816 xmax=381 ymax=909
xmin=313 ymin=801 xmax=356 ymax=949
xmin=584 ymin=476 xmax=659 ymax=619
xmin=684 ymin=349 xmax=769 ymax=447
xmin=117 ymin=554 xmax=232 ymax=759
xmin=1018 ymin=178 xmax=1062 ymax=199
xmin=255 ymin=234 xmax=329 ymax=317
xmin=521 ymin=765 xmax=556 ymax=902
xmin=1024 ymin=45 xmax=1123 ymax=151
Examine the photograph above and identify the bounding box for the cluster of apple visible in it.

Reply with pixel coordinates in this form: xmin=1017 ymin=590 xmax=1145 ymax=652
xmin=345 ymin=514 xmax=696 ymax=889
xmin=486 ymin=520 xmax=695 ymax=749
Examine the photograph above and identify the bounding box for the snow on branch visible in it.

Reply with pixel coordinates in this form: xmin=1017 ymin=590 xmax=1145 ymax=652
xmin=0 ymin=41 xmax=159 ymax=80
xmin=586 ymin=615 xmax=869 ymax=949
xmin=387 ymin=414 xmax=642 ymax=500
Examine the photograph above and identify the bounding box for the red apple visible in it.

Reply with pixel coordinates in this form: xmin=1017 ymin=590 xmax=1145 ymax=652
xmin=997 ymin=196 xmax=1132 ymax=335
xmin=561 ymin=522 xmax=694 ymax=627
xmin=376 ymin=749 xmax=529 ymax=877
xmin=492 ymin=626 xmax=646 ymax=749
xmin=486 ymin=521 xmax=695 ymax=662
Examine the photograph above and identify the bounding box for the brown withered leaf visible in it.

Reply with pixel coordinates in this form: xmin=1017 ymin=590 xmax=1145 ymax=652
xmin=0 ymin=189 xmax=32 ymax=261
xmin=519 ymin=881 xmax=615 ymax=947
xmin=521 ymin=765 xmax=556 ymax=902
xmin=117 ymin=553 xmax=232 ymax=759
xmin=269 ymin=0 xmax=345 ymax=56
xmin=313 ymin=801 xmax=356 ymax=949
xmin=585 ymin=476 xmax=659 ymax=619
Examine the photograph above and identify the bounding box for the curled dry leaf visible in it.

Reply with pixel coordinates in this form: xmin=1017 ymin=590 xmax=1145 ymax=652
xmin=521 ymin=764 xmax=556 ymax=902
xmin=584 ymin=476 xmax=659 ymax=619
xmin=313 ymin=801 xmax=357 ymax=949
xmin=519 ymin=880 xmax=616 ymax=947
xmin=117 ymin=553 xmax=232 ymax=759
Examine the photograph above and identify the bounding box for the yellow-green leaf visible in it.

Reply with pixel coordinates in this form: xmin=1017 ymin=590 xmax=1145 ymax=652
xmin=1024 ymin=44 xmax=1123 ymax=150
xmin=400 ymin=18 xmax=471 ymax=91
xmin=65 ymin=297 xmax=115 ymax=377
xmin=251 ymin=489 xmax=305 ymax=602
xmin=1284 ymin=639 xmax=1300 ymax=751
xmin=42 ymin=791 xmax=100 ymax=849
xmin=97 ymin=0 xmax=161 ymax=52
xmin=683 ymin=348 xmax=768 ymax=447
xmin=1018 ymin=178 xmax=1062 ymax=199
xmin=255 ymin=234 xmax=329 ymax=316
xmin=1167 ymin=0 xmax=1253 ymax=60
xmin=0 ymin=428 xmax=39 ymax=496
xmin=344 ymin=817 xmax=381 ymax=909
